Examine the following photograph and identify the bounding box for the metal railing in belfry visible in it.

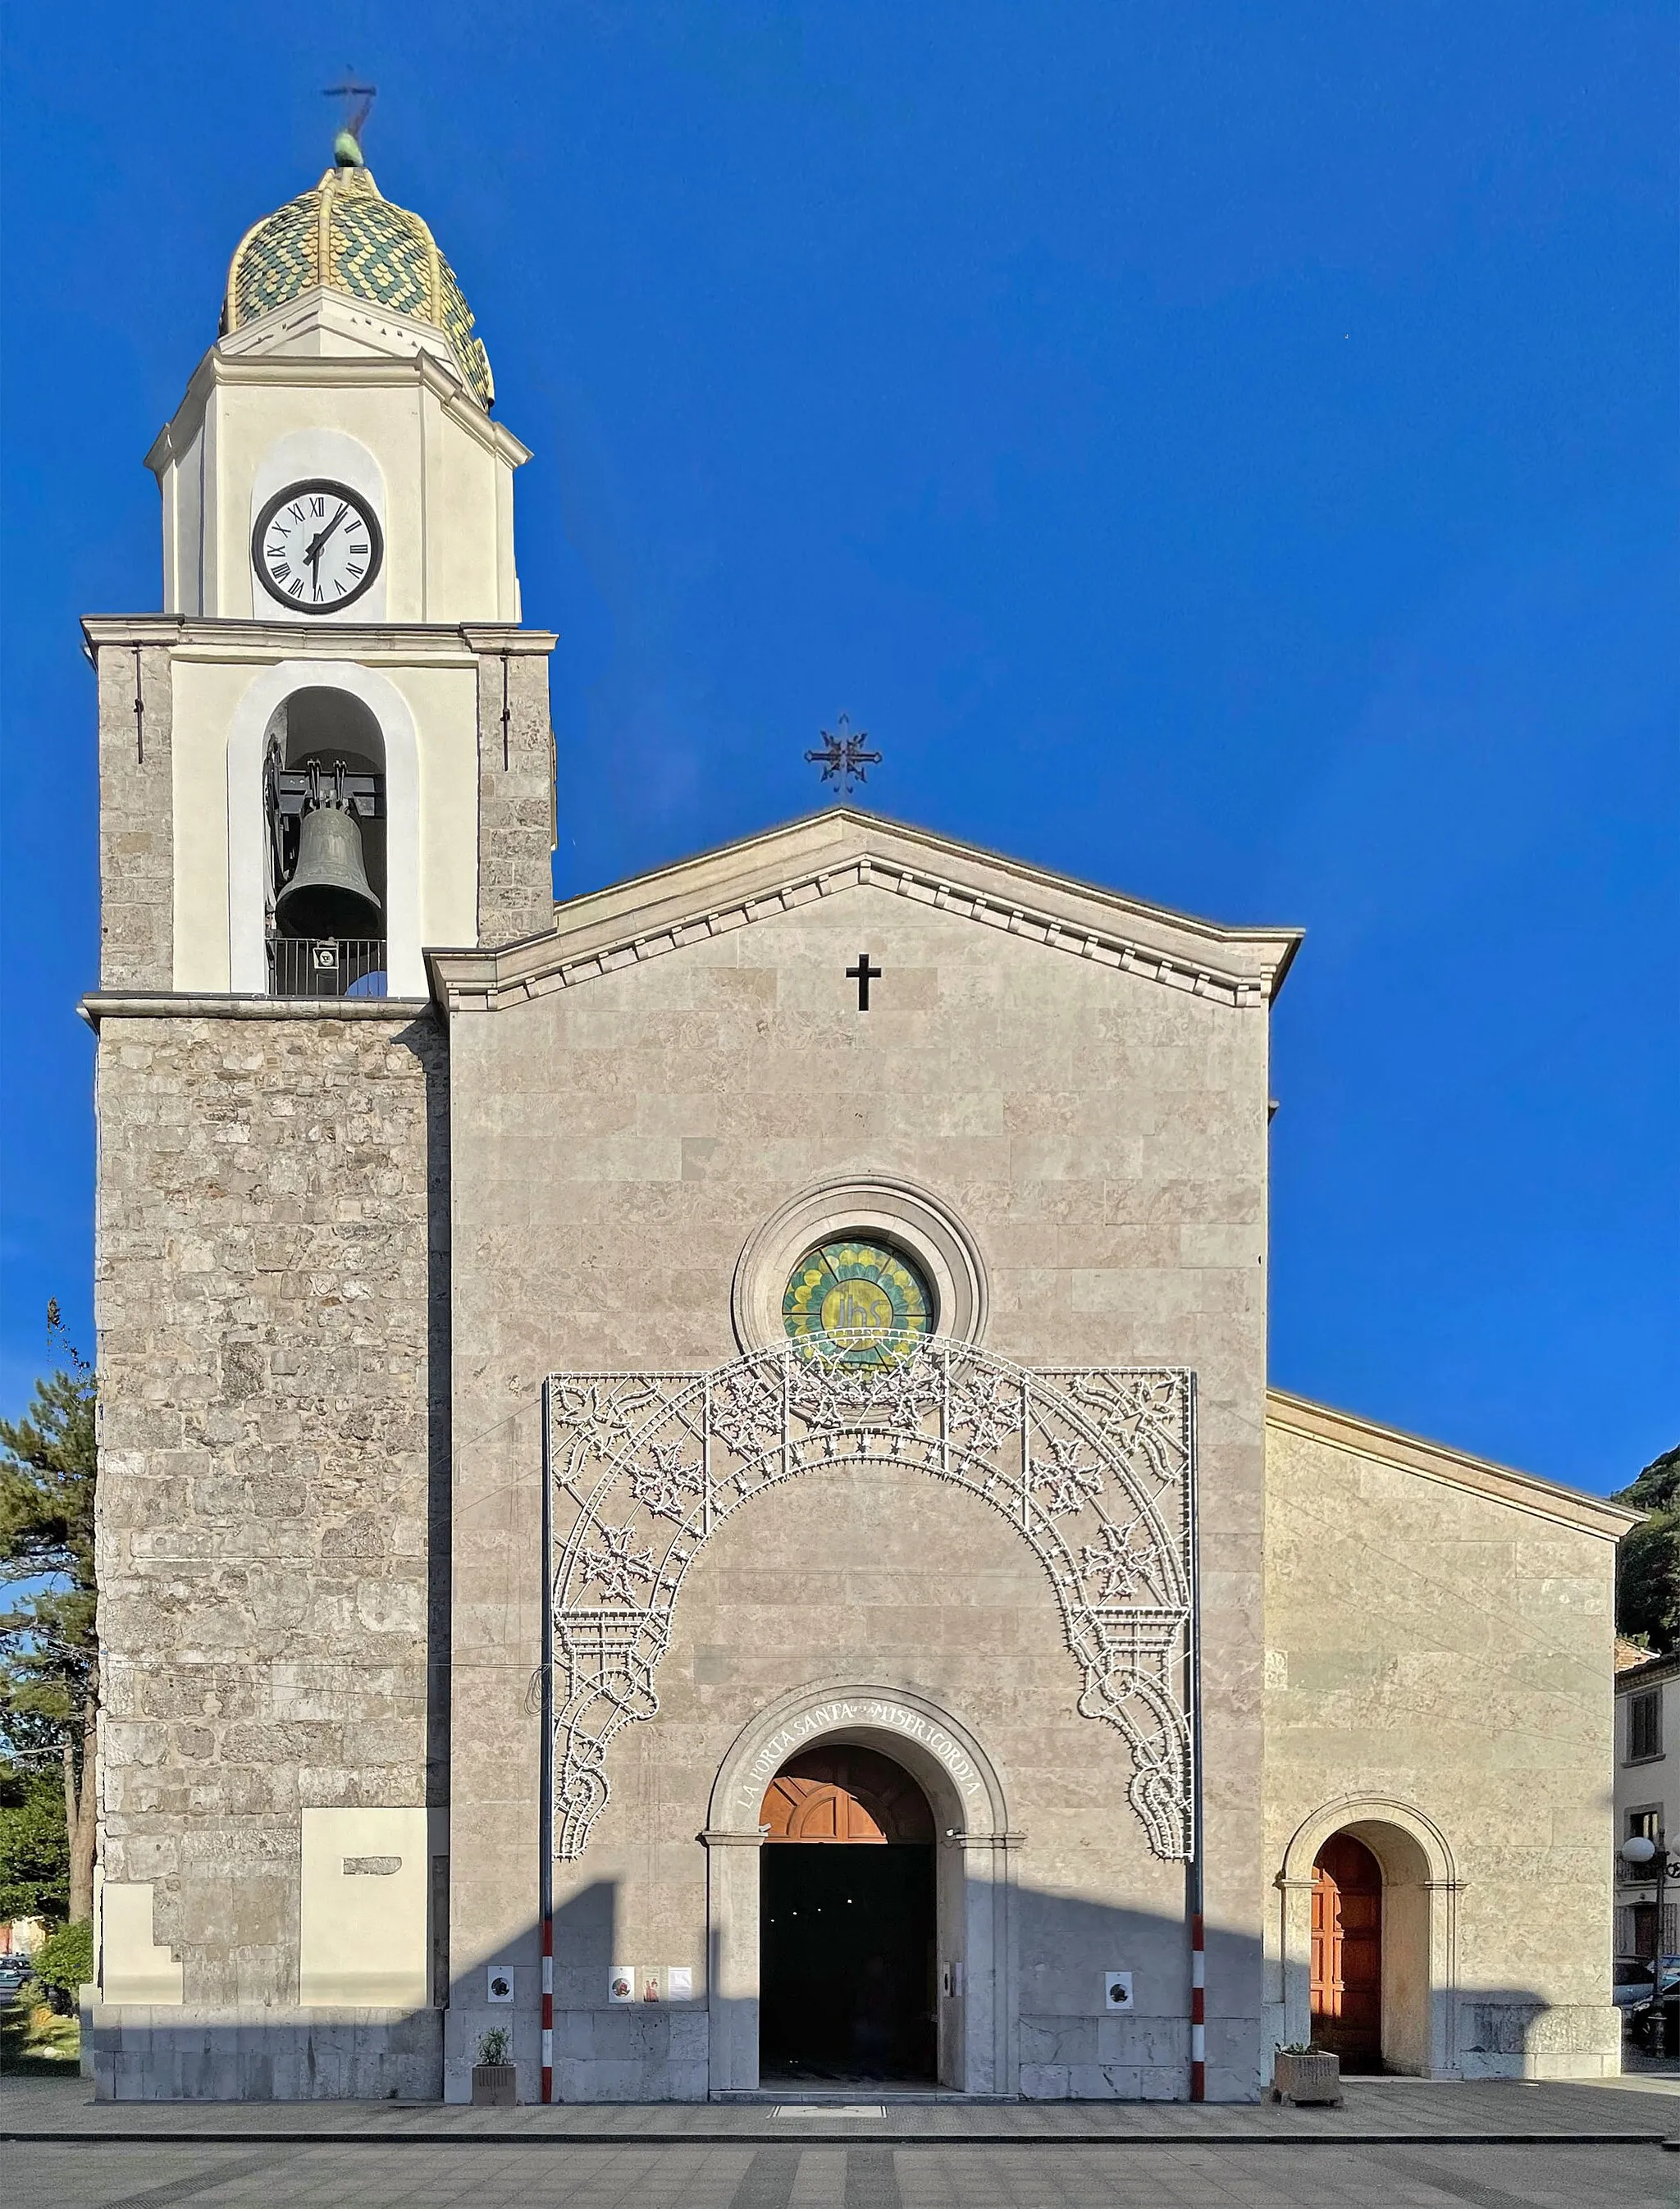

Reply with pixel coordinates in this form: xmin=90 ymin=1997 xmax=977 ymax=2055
xmin=267 ymin=937 xmax=388 ymax=1000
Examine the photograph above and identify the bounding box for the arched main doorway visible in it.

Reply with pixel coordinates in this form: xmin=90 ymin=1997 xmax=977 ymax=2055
xmin=758 ymin=1746 xmax=938 ymax=2083
xmin=1311 ymin=1832 xmax=1383 ymax=2070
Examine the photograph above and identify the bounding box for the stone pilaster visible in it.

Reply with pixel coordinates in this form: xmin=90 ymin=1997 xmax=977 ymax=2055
xmin=94 ymin=636 xmax=176 ymax=988
xmin=463 ymin=627 xmax=556 ymax=948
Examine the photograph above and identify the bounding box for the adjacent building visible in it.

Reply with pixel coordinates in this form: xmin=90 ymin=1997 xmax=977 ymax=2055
xmin=1615 ymin=1647 xmax=1678 ymax=1962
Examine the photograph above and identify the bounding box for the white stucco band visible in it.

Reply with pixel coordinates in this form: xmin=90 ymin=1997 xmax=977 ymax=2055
xmin=100 ymin=1881 xmax=184 ymax=2006
xmin=299 ymin=1807 xmax=433 ymax=2008
xmin=224 ymin=660 xmax=429 ymax=995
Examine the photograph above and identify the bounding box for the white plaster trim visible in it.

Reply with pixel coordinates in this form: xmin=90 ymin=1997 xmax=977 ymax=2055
xmin=730 ymin=1175 xmax=989 ymax=1354
xmin=225 ymin=660 xmax=423 ymax=996
xmin=299 ymin=1806 xmax=430 ymax=2009
xmin=99 ymin=1881 xmax=184 ymax=2006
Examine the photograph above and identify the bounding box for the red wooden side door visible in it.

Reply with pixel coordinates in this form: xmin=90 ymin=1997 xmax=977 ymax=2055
xmin=1310 ymin=1833 xmax=1382 ymax=2070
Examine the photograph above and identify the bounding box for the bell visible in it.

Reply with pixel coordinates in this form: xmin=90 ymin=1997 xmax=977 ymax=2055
xmin=275 ymin=786 xmax=381 ymax=940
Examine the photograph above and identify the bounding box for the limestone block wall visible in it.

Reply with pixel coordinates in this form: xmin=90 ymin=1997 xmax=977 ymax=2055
xmin=464 ymin=627 xmax=555 ymax=947
xmin=1262 ymin=1399 xmax=1628 ymax=2080
xmin=92 ymin=1005 xmax=449 ymax=2031
xmin=94 ymin=637 xmax=175 ymax=989
xmin=444 ymin=882 xmax=1276 ymax=2099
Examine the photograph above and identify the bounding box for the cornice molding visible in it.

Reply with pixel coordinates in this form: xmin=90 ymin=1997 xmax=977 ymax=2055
xmin=80 ymin=615 xmax=557 ymax=666
xmin=1266 ymin=1387 xmax=1641 ymax=1541
xmin=147 ymin=326 xmax=530 ymax=474
xmin=428 ymin=809 xmax=1303 ymax=1017
xmin=79 ymin=992 xmax=434 ymax=1030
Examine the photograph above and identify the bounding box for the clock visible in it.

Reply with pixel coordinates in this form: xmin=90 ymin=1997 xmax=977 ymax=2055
xmin=252 ymin=479 xmax=383 ymax=614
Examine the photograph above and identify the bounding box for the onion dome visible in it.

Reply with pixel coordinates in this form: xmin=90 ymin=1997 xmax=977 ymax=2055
xmin=224 ymin=140 xmax=493 ymax=408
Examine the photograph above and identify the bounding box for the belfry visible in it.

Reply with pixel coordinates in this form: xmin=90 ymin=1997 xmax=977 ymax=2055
xmin=80 ymin=132 xmax=1632 ymax=2102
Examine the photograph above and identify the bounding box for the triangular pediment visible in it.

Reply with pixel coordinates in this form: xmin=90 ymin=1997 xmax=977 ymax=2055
xmin=427 ymin=807 xmax=1303 ymax=1015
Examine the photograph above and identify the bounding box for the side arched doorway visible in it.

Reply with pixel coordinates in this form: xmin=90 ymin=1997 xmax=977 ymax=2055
xmin=1311 ymin=1833 xmax=1382 ymax=2070
xmin=759 ymin=1746 xmax=938 ymax=2083
xmin=1279 ymin=1799 xmax=1459 ymax=2078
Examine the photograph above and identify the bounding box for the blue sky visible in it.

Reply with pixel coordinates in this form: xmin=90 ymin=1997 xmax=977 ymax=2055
xmin=1 ymin=2 xmax=1673 ymax=1490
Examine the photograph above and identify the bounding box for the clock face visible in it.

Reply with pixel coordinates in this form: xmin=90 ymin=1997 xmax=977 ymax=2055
xmin=252 ymin=479 xmax=383 ymax=614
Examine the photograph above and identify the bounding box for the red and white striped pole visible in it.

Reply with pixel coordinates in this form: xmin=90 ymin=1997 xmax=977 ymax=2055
xmin=1189 ymin=1910 xmax=1205 ymax=2101
xmin=1185 ymin=1376 xmax=1205 ymax=2102
xmin=541 ymin=1913 xmax=554 ymax=2103
xmin=540 ymin=1380 xmax=556 ymax=2106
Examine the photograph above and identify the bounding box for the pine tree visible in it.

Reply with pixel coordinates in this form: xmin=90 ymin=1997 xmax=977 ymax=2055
xmin=0 ymin=1303 xmax=98 ymax=1922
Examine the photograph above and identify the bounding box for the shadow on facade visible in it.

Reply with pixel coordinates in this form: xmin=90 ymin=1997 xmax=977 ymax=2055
xmin=409 ymin=1018 xmax=453 ymax=1832
xmin=89 ymin=1876 xmax=1581 ymax=2102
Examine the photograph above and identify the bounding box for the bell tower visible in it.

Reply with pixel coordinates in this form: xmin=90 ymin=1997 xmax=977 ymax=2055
xmin=85 ymin=125 xmax=555 ymax=999
xmin=81 ymin=126 xmax=554 ymax=2092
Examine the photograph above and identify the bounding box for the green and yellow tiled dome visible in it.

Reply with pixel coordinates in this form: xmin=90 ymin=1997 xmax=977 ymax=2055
xmin=225 ymin=157 xmax=494 ymax=408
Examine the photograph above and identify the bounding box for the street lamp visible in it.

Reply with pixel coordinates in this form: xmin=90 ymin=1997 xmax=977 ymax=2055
xmin=1619 ymin=1828 xmax=1680 ymax=2050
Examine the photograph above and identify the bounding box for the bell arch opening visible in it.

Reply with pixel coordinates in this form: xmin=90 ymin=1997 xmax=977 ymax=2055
xmin=228 ymin=659 xmax=423 ymax=997
xmin=759 ymin=1744 xmax=938 ymax=2084
xmin=260 ymin=686 xmax=390 ymax=997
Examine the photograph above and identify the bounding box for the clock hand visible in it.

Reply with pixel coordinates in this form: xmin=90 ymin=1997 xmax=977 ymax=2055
xmin=303 ymin=504 xmax=351 ymax=564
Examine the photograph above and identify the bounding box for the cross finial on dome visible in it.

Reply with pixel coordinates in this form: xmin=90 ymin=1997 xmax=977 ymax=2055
xmin=324 ymin=75 xmax=376 ymax=168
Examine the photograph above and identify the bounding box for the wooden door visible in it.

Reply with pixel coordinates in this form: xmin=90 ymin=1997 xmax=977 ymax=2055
xmin=760 ymin=1746 xmax=935 ymax=1843
xmin=1311 ymin=1832 xmax=1382 ymax=2070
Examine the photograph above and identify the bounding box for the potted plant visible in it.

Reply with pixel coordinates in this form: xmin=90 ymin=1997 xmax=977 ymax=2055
xmin=1270 ymin=2042 xmax=1342 ymax=2105
xmin=471 ymin=2027 xmax=517 ymax=2106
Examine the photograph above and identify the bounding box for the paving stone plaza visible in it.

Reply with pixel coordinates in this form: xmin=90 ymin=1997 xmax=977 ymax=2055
xmin=5 ymin=2074 xmax=1680 ymax=2206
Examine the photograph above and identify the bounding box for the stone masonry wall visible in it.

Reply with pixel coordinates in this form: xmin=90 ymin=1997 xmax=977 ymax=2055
xmin=94 ymin=1007 xmax=449 ymax=2009
xmin=466 ymin=628 xmax=555 ymax=947
xmin=95 ymin=638 xmax=175 ymax=989
xmin=1263 ymin=1413 xmax=1623 ymax=2078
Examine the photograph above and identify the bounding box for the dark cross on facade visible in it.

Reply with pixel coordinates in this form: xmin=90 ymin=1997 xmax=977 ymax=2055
xmin=805 ymin=713 xmax=882 ymax=793
xmin=846 ymin=952 xmax=882 ymax=1011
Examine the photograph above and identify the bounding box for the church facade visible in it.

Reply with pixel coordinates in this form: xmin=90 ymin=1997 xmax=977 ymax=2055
xmin=80 ymin=142 xmax=1632 ymax=2103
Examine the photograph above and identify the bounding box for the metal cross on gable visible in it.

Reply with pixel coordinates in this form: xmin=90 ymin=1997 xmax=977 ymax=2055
xmin=805 ymin=713 xmax=882 ymax=793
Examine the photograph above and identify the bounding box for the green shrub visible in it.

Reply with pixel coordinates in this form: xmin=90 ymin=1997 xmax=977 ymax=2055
xmin=27 ymin=1919 xmax=92 ymax=2013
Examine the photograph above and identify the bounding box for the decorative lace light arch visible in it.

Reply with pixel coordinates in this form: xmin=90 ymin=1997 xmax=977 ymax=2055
xmin=544 ymin=1334 xmax=1197 ymax=1861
